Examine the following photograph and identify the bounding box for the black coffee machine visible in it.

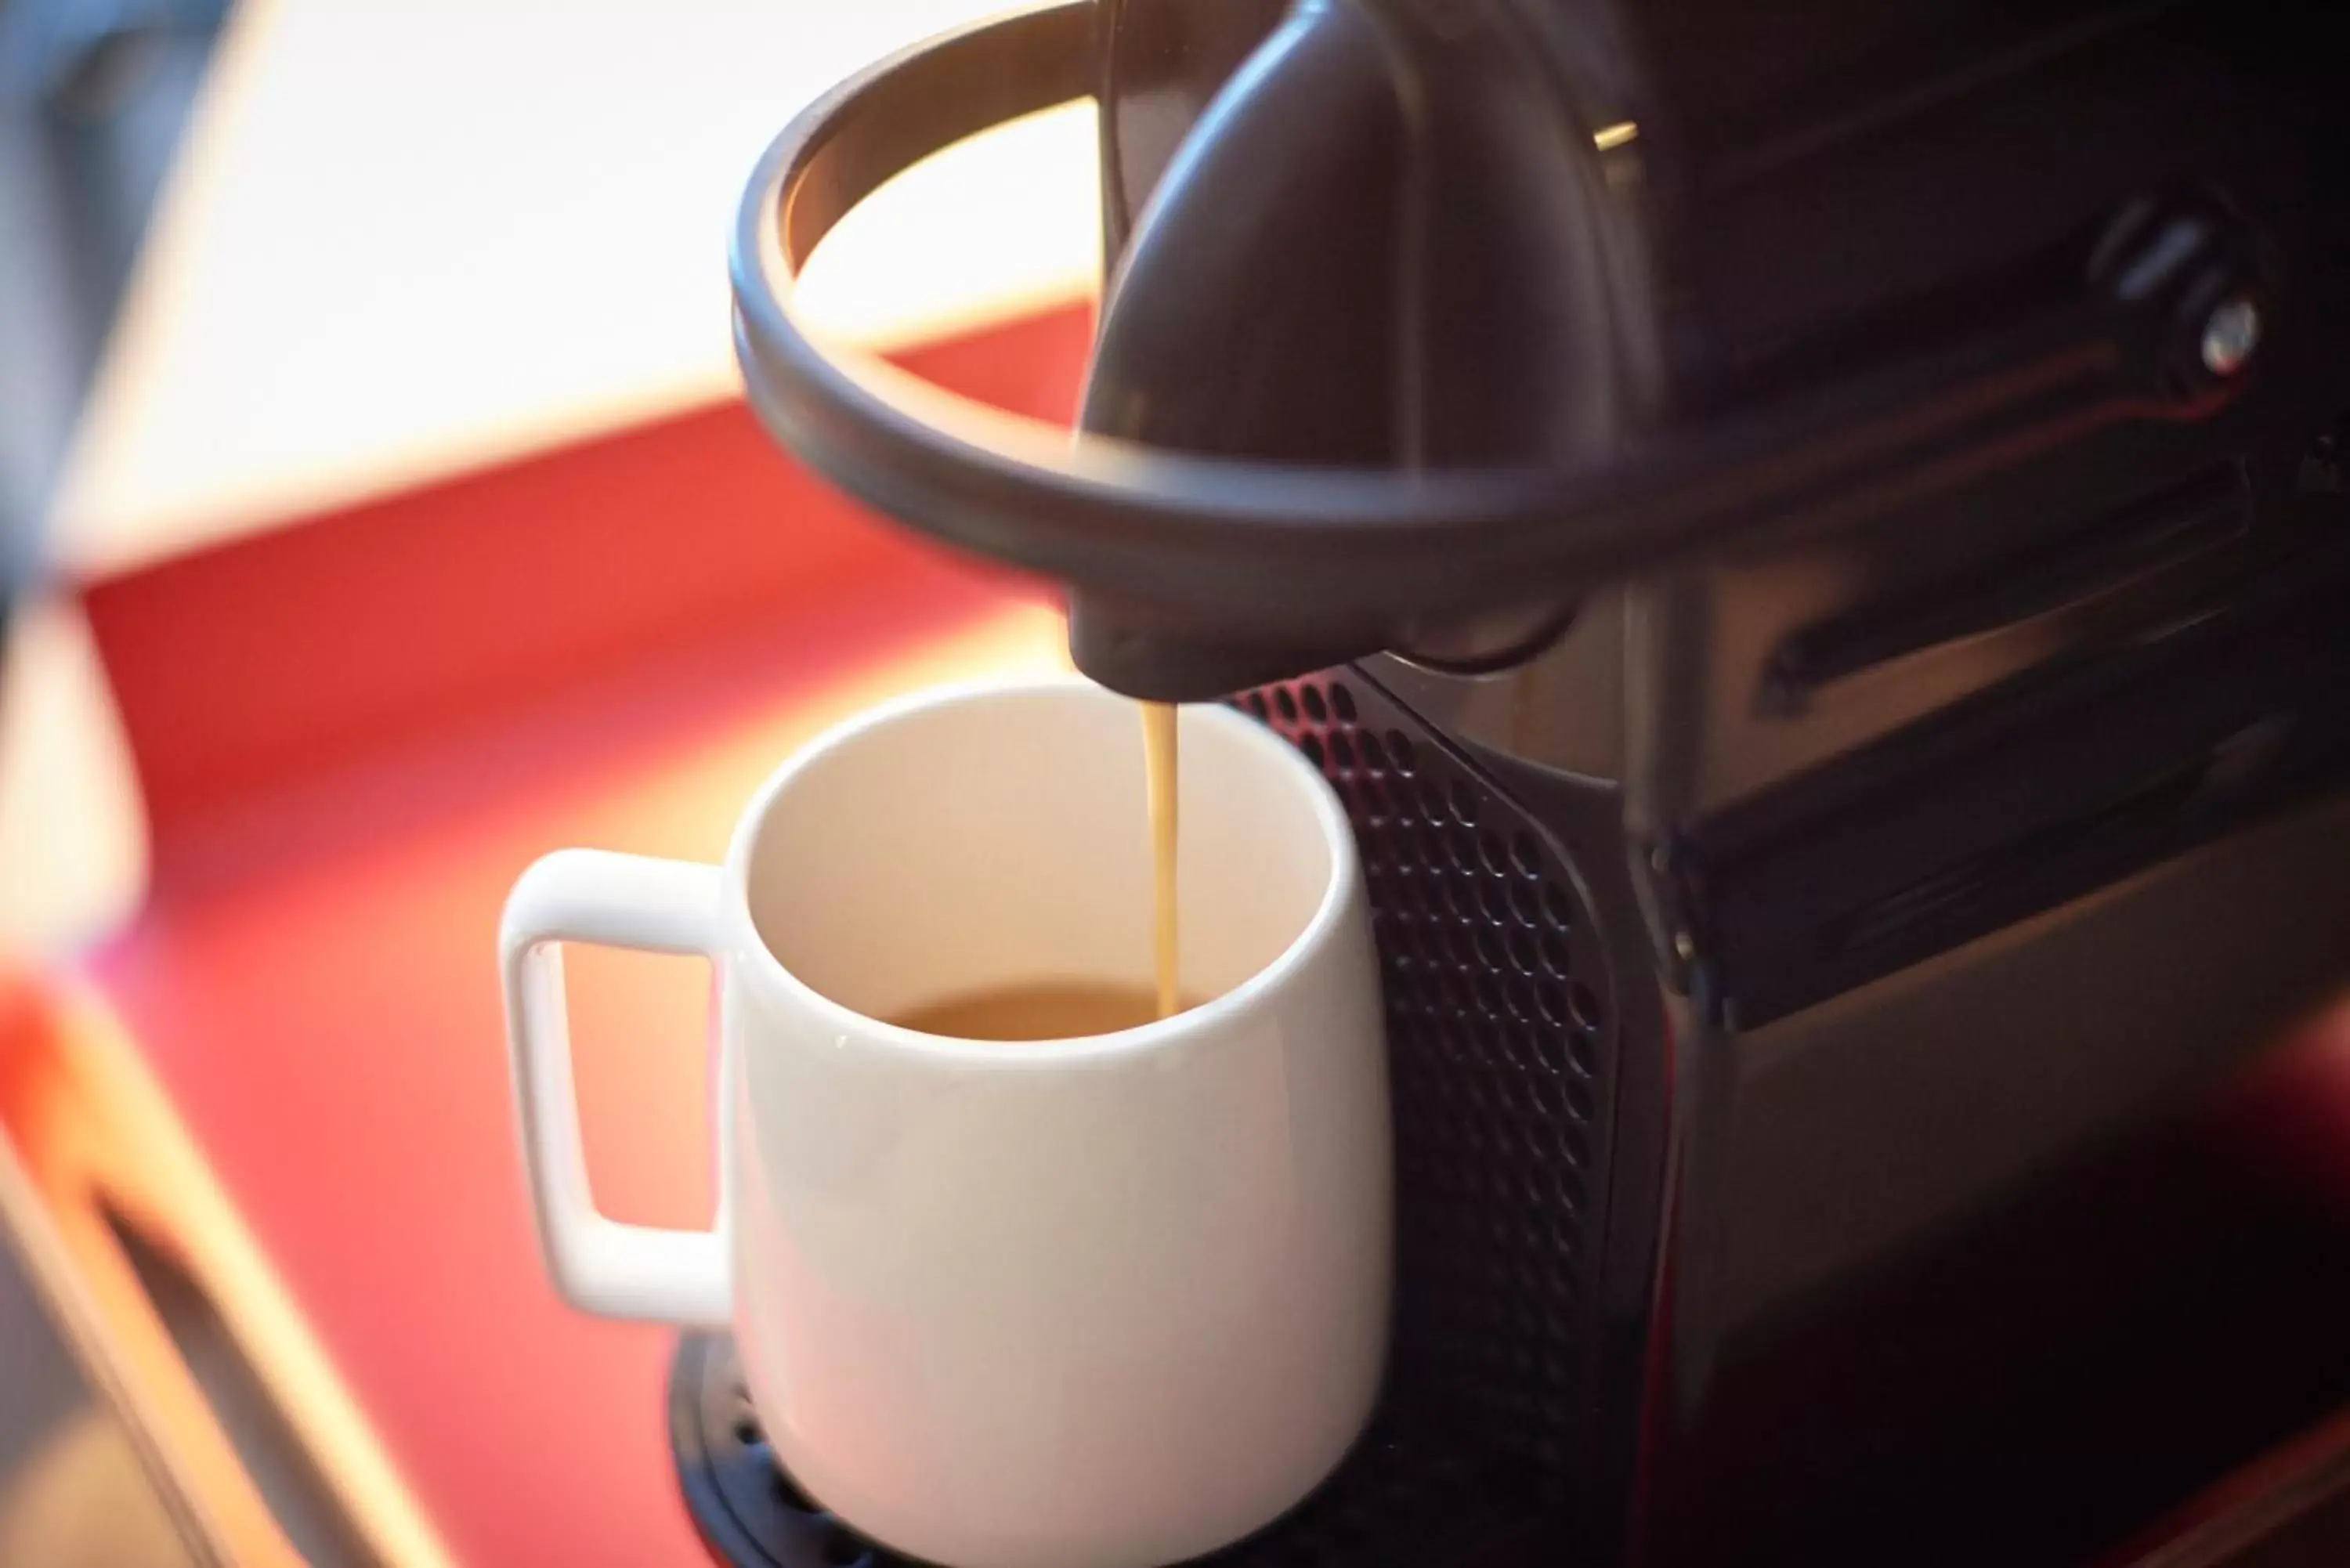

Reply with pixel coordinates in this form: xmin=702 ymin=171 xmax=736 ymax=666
xmin=701 ymin=2 xmax=2350 ymax=1563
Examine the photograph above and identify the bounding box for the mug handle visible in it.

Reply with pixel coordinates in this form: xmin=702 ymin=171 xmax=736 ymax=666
xmin=500 ymin=848 xmax=731 ymax=1326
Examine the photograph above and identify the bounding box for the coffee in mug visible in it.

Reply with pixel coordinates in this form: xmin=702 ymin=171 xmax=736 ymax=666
xmin=892 ymin=978 xmax=1192 ymax=1040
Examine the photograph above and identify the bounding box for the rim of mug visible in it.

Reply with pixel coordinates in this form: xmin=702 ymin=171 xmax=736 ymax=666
xmin=719 ymin=673 xmax=1363 ymax=1064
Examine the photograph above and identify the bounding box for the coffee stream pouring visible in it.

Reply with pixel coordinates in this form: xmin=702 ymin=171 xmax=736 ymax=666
xmin=724 ymin=2 xmax=2350 ymax=1563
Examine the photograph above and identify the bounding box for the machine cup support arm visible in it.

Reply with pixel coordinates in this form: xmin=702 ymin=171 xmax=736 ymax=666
xmin=731 ymin=0 xmax=2271 ymax=695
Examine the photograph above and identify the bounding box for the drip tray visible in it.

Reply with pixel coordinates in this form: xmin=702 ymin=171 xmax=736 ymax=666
xmin=668 ymin=1333 xmax=1556 ymax=1568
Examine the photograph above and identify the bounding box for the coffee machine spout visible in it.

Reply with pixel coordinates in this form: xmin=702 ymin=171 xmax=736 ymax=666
xmin=1064 ymin=587 xmax=1372 ymax=703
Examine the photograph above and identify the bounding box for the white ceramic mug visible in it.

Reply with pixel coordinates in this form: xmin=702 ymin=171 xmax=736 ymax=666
xmin=500 ymin=678 xmax=1391 ymax=1568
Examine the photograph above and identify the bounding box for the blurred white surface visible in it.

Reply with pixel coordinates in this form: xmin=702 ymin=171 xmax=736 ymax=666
xmin=0 ymin=594 xmax=146 ymax=954
xmin=11 ymin=0 xmax=1097 ymax=955
xmin=51 ymin=0 xmax=1099 ymax=577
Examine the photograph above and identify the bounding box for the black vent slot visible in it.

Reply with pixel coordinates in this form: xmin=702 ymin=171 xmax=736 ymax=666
xmin=1679 ymin=531 xmax=2350 ymax=1027
xmin=1764 ymin=462 xmax=2252 ymax=710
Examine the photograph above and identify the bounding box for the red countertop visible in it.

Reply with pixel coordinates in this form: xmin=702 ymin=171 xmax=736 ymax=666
xmin=66 ymin=305 xmax=1085 ymax=1566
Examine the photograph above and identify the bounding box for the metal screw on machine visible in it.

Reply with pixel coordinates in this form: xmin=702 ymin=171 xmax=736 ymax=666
xmin=2200 ymin=295 xmax=2261 ymax=378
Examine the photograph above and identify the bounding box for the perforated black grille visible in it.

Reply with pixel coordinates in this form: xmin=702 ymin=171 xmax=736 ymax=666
xmin=1234 ymin=670 xmax=1614 ymax=1479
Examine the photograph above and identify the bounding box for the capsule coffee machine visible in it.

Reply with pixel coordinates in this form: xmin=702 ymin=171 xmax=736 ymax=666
xmin=683 ymin=2 xmax=2350 ymax=1563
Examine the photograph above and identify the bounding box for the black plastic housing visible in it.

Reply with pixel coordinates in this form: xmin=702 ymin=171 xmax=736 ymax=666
xmin=721 ymin=2 xmax=2350 ymax=1563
